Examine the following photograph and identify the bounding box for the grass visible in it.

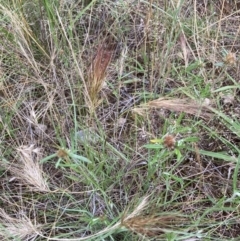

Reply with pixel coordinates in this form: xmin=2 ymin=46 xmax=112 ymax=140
xmin=0 ymin=0 xmax=240 ymax=240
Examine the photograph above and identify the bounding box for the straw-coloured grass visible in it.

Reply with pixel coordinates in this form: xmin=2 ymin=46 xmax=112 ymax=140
xmin=121 ymin=196 xmax=186 ymax=238
xmin=122 ymin=214 xmax=186 ymax=237
xmin=8 ymin=145 xmax=50 ymax=192
xmin=0 ymin=208 xmax=42 ymax=240
xmin=133 ymin=97 xmax=214 ymax=119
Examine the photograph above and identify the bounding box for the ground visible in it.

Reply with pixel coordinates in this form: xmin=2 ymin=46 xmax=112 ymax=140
xmin=0 ymin=0 xmax=240 ymax=240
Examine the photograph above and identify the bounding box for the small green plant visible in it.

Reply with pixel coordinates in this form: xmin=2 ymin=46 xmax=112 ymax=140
xmin=145 ymin=134 xmax=198 ymax=159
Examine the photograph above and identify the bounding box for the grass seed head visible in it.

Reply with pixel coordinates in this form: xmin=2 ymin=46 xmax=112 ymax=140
xmin=122 ymin=214 xmax=185 ymax=237
xmin=9 ymin=145 xmax=50 ymax=192
xmin=0 ymin=208 xmax=41 ymax=240
xmin=86 ymin=43 xmax=113 ymax=112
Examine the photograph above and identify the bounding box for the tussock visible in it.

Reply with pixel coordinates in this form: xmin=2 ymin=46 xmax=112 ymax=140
xmin=10 ymin=145 xmax=49 ymax=192
xmin=36 ymin=196 xmax=186 ymax=241
xmin=0 ymin=208 xmax=41 ymax=240
xmin=133 ymin=97 xmax=213 ymax=119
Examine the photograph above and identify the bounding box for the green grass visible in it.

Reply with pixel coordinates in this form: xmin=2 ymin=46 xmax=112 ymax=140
xmin=0 ymin=0 xmax=240 ymax=240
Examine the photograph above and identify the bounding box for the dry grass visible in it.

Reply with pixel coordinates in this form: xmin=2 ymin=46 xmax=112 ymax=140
xmin=0 ymin=0 xmax=240 ymax=240
xmin=7 ymin=145 xmax=49 ymax=192
xmin=120 ymin=196 xmax=187 ymax=238
xmin=0 ymin=208 xmax=41 ymax=240
xmin=122 ymin=215 xmax=185 ymax=238
xmin=133 ymin=97 xmax=214 ymax=119
xmin=0 ymin=4 xmax=49 ymax=75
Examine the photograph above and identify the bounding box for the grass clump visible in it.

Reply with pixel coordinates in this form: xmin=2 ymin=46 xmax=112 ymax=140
xmin=0 ymin=0 xmax=240 ymax=240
